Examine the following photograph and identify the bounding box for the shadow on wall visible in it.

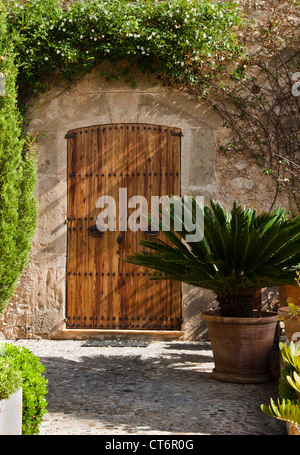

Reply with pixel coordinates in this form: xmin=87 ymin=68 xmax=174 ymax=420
xmin=182 ymin=285 xmax=218 ymax=341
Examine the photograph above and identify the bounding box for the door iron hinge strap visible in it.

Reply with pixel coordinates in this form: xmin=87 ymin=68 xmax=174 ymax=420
xmin=65 ymin=133 xmax=77 ymax=139
xmin=171 ymin=131 xmax=183 ymax=137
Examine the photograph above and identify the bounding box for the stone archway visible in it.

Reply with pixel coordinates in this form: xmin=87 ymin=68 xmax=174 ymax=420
xmin=0 ymin=64 xmax=221 ymax=339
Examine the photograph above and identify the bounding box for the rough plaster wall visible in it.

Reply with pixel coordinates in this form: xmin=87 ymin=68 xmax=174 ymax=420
xmin=215 ymin=127 xmax=291 ymax=213
xmin=0 ymin=64 xmax=222 ymax=340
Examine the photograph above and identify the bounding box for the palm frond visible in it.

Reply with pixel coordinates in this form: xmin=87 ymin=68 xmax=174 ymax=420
xmin=261 ymin=399 xmax=300 ymax=426
xmin=124 ymin=199 xmax=300 ymax=303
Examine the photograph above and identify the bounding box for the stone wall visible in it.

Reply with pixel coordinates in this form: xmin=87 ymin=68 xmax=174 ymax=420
xmin=215 ymin=127 xmax=291 ymax=213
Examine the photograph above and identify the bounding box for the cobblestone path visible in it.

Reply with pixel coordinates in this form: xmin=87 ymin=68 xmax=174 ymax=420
xmin=11 ymin=339 xmax=286 ymax=436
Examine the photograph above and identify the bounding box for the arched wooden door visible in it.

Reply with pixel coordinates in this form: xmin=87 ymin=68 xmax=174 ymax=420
xmin=66 ymin=124 xmax=181 ymax=330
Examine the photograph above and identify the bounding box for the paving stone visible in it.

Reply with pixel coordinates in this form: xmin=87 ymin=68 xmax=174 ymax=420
xmin=9 ymin=339 xmax=287 ymax=436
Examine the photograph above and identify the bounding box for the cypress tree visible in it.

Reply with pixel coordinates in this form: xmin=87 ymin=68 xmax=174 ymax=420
xmin=0 ymin=2 xmax=37 ymax=313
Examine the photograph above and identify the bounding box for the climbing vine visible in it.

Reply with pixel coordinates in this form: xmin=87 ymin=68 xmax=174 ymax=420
xmin=1 ymin=0 xmax=298 ymax=214
xmin=177 ymin=0 xmax=300 ymax=215
xmin=2 ymin=0 xmax=246 ymax=107
xmin=212 ymin=54 xmax=300 ymax=215
xmin=209 ymin=0 xmax=300 ymax=215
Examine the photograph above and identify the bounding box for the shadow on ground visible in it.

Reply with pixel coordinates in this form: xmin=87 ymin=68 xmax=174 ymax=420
xmin=38 ymin=341 xmax=286 ymax=435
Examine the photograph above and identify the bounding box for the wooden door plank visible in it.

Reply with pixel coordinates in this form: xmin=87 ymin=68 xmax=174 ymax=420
xmin=94 ymin=127 xmax=102 ymax=328
xmin=122 ymin=126 xmax=133 ymax=329
xmin=170 ymin=128 xmax=182 ymax=330
xmin=87 ymin=126 xmax=98 ymax=328
xmin=116 ymin=125 xmax=127 ymax=329
xmin=81 ymin=129 xmax=90 ymax=328
xmin=137 ymin=125 xmax=151 ymax=329
xmin=67 ymin=131 xmax=78 ymax=327
xmin=110 ymin=126 xmax=121 ymax=329
xmin=159 ymin=127 xmax=170 ymax=329
xmin=101 ymin=126 xmax=110 ymax=327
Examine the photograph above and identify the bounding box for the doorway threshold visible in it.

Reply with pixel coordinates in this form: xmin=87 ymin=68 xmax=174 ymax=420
xmin=53 ymin=328 xmax=184 ymax=341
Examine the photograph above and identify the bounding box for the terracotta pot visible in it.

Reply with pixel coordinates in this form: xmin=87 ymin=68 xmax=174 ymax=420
xmin=201 ymin=310 xmax=278 ymax=384
xmin=287 ymin=422 xmax=300 ymax=435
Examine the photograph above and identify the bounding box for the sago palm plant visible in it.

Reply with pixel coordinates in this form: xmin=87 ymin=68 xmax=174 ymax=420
xmin=125 ymin=198 xmax=300 ymax=317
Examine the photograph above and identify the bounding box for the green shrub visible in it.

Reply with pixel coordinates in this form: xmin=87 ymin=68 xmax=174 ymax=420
xmin=4 ymin=344 xmax=48 ymax=435
xmin=0 ymin=1 xmax=38 ymax=313
xmin=0 ymin=356 xmax=22 ymax=401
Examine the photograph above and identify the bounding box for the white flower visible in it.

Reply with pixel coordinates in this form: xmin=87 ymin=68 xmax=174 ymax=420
xmin=80 ymin=35 xmax=83 ymax=39
xmin=44 ymin=57 xmax=49 ymax=60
